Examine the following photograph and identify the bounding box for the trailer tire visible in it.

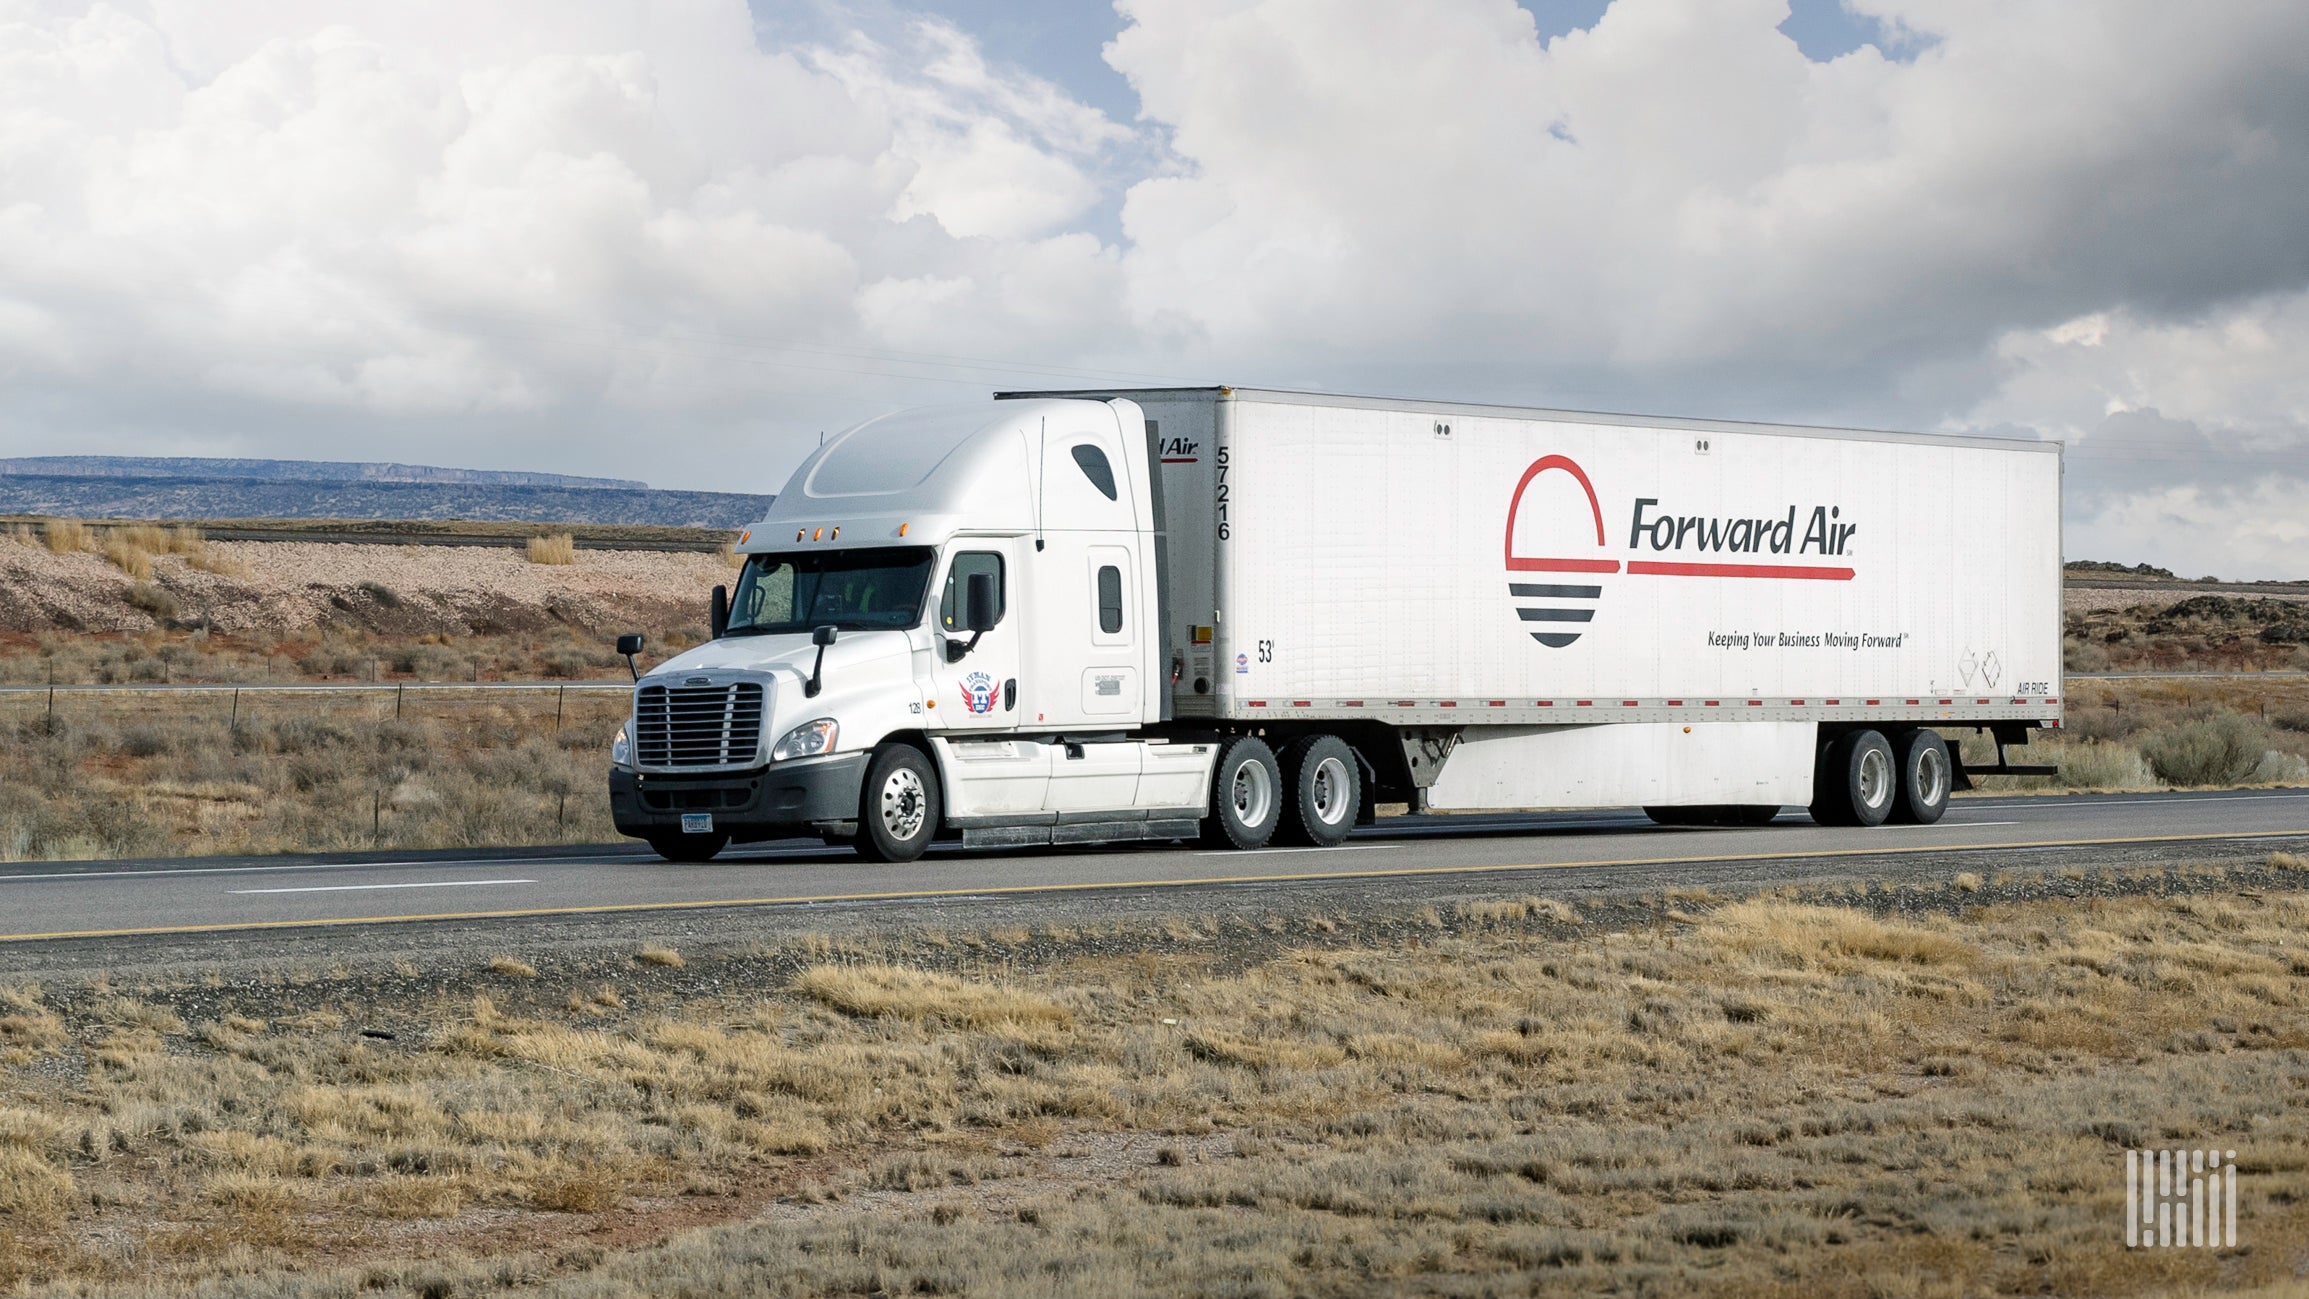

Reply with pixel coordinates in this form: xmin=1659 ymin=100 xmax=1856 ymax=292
xmin=647 ymin=832 xmax=728 ymax=863
xmin=1809 ymin=729 xmax=1897 ymax=827
xmin=856 ymin=743 xmax=940 ymax=863
xmin=1203 ymin=736 xmax=1282 ymax=850
xmin=1276 ymin=735 xmax=1361 ymax=847
xmin=1888 ymin=729 xmax=1951 ymax=825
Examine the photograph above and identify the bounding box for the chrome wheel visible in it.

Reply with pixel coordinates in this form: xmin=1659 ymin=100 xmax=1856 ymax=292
xmin=880 ymin=768 xmax=928 ymax=840
xmin=1857 ymin=745 xmax=1891 ymax=811
xmin=1915 ymin=745 xmax=1948 ymax=807
xmin=1309 ymin=755 xmax=1351 ymax=826
xmin=1231 ymin=758 xmax=1274 ymax=830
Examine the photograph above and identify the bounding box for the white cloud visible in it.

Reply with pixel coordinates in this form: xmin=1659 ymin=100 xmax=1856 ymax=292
xmin=1958 ymin=293 xmax=2309 ymax=578
xmin=0 ymin=0 xmax=2304 ymax=584
xmin=0 ymin=0 xmax=1140 ymax=481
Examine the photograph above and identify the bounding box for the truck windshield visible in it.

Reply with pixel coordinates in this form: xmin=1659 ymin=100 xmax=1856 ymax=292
xmin=725 ymin=547 xmax=935 ymax=635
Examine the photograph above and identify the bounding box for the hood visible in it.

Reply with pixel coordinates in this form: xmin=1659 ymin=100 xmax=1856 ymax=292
xmin=639 ymin=629 xmax=913 ymax=683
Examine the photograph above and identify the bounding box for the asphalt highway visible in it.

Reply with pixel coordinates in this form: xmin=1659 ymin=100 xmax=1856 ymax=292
xmin=4 ymin=789 xmax=2307 ymax=944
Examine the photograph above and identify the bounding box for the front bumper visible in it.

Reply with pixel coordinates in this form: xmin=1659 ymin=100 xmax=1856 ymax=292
xmin=609 ymin=752 xmax=868 ymax=843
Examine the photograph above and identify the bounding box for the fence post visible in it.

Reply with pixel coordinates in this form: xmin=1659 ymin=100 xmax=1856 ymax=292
xmin=229 ymin=688 xmax=240 ymax=734
xmin=556 ymin=686 xmax=566 ymax=733
xmin=396 ymin=684 xmax=404 ymax=720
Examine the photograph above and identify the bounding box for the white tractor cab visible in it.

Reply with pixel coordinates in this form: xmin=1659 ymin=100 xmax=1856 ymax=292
xmin=610 ymin=398 xmax=1229 ymax=862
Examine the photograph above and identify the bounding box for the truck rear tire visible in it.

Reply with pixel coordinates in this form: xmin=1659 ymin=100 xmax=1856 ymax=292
xmin=1809 ymin=729 xmax=1897 ymax=827
xmin=1203 ymin=736 xmax=1282 ymax=850
xmin=1889 ymin=729 xmax=1951 ymax=824
xmin=856 ymin=744 xmax=940 ymax=863
xmin=1276 ymin=735 xmax=1360 ymax=847
xmin=647 ymin=832 xmax=729 ymax=863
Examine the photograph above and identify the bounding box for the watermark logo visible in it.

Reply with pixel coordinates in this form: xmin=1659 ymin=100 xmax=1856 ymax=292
xmin=2127 ymin=1148 xmax=2237 ymax=1248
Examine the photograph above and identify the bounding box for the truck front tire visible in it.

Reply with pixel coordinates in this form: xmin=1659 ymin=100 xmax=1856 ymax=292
xmin=1203 ymin=736 xmax=1282 ymax=850
xmin=1810 ymin=729 xmax=1897 ymax=827
xmin=1277 ymin=735 xmax=1361 ymax=847
xmin=856 ymin=744 xmax=940 ymax=862
xmin=1889 ymin=729 xmax=1952 ymax=824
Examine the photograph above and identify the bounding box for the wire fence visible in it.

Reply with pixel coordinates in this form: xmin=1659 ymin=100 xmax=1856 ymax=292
xmin=0 ymin=681 xmax=633 ymax=733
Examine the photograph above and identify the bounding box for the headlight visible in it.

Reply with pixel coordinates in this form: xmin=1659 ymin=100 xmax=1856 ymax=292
xmin=772 ymin=718 xmax=838 ymax=761
xmin=610 ymin=723 xmax=632 ymax=768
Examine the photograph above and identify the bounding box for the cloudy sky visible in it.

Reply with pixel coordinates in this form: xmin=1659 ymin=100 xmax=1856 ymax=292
xmin=2 ymin=0 xmax=2305 ymax=575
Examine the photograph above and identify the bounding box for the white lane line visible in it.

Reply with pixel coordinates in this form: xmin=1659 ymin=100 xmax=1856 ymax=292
xmin=1987 ymin=792 xmax=2309 ymax=811
xmin=1880 ymin=820 xmax=2019 ymax=830
xmin=1195 ymin=844 xmax=1385 ymax=857
xmin=231 ymin=879 xmax=537 ymax=895
xmin=1 ymin=858 xmax=650 ymax=885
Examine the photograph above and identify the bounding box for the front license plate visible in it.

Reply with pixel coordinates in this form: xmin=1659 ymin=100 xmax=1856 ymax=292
xmin=680 ymin=813 xmax=714 ymax=835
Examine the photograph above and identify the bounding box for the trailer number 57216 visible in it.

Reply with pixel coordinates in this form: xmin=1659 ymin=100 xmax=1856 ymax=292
xmin=1214 ymin=445 xmax=1231 ymax=541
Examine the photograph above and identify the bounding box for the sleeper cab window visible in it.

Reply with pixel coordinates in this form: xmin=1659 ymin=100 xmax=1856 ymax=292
xmin=1097 ymin=564 xmax=1124 ymax=634
xmin=1071 ymin=443 xmax=1117 ymax=500
xmin=938 ymin=551 xmax=1005 ymax=631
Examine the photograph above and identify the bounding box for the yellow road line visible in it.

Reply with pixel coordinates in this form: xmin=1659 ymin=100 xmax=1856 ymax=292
xmin=3 ymin=826 xmax=2305 ymax=944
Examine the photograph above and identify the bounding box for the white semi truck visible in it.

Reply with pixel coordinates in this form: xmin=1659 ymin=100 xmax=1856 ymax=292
xmin=608 ymin=388 xmax=2062 ymax=862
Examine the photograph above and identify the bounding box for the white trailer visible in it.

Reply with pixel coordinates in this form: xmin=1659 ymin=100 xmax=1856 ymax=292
xmin=608 ymin=388 xmax=2062 ymax=861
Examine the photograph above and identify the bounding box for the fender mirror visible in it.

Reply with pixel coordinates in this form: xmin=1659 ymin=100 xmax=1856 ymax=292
xmin=615 ymin=633 xmax=644 ymax=681
xmin=805 ymin=624 xmax=836 ymax=697
xmin=710 ymin=585 xmax=729 ymax=640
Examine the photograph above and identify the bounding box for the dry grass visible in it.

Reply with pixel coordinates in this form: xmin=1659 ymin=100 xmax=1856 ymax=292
xmin=526 ymin=533 xmax=578 ymax=566
xmin=0 ymin=693 xmax=625 ymax=860
xmin=634 ymin=944 xmax=684 ymax=969
xmin=795 ymin=964 xmax=1072 ymax=1028
xmin=39 ymin=518 xmax=87 ymax=554
xmin=489 ymin=956 xmax=539 ymax=979
xmin=1 ymin=888 xmax=2305 ymax=1295
xmin=97 ymin=535 xmax=152 ymax=580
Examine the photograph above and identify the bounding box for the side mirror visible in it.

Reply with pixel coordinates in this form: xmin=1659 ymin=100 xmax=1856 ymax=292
xmin=805 ymin=624 xmax=836 ymax=697
xmin=710 ymin=585 xmax=728 ymax=639
xmin=615 ymin=633 xmax=644 ymax=682
xmin=964 ymin=572 xmax=999 ymax=633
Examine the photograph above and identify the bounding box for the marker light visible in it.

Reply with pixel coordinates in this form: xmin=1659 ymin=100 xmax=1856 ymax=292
xmin=813 ymin=527 xmax=823 ymax=541
xmin=899 ymin=522 xmax=909 ymax=537
xmin=830 ymin=526 xmax=840 ymax=539
xmin=796 ymin=529 xmax=805 ymax=541
xmin=738 ymin=529 xmax=751 ymax=545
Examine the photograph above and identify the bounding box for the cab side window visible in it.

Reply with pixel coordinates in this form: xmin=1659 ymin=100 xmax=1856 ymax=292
xmin=938 ymin=552 xmax=1006 ymax=631
xmin=1096 ymin=564 xmax=1124 ymax=634
xmin=1071 ymin=444 xmax=1118 ymax=500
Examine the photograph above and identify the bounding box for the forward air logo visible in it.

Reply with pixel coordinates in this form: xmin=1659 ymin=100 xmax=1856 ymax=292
xmin=1503 ymin=454 xmax=1861 ymax=650
xmin=1503 ymin=456 xmax=1611 ymax=648
xmin=959 ymin=671 xmax=997 ymax=715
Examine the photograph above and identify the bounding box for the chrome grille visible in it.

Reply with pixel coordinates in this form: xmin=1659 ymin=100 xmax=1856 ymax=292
xmin=634 ymin=681 xmax=765 ymax=768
